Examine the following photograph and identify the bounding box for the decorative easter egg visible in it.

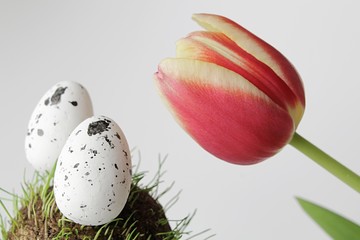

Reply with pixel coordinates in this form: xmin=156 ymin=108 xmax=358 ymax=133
xmin=25 ymin=81 xmax=93 ymax=172
xmin=53 ymin=115 xmax=132 ymax=226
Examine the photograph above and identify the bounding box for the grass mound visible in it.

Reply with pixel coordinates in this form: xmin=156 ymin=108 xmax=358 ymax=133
xmin=1 ymin=154 xmax=214 ymax=240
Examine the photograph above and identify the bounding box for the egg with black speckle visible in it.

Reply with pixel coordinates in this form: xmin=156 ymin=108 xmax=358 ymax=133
xmin=25 ymin=81 xmax=93 ymax=172
xmin=53 ymin=115 xmax=132 ymax=226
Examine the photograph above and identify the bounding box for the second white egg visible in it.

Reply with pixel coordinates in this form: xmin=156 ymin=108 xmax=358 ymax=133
xmin=54 ymin=115 xmax=132 ymax=226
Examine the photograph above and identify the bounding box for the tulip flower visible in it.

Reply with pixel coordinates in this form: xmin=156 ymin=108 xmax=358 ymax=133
xmin=154 ymin=13 xmax=305 ymax=165
xmin=154 ymin=13 xmax=360 ymax=192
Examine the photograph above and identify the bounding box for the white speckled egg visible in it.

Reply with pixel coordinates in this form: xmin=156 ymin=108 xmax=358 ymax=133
xmin=25 ymin=81 xmax=93 ymax=172
xmin=53 ymin=115 xmax=132 ymax=226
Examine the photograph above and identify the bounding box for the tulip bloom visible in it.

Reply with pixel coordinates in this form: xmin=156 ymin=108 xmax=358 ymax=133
xmin=154 ymin=13 xmax=305 ymax=165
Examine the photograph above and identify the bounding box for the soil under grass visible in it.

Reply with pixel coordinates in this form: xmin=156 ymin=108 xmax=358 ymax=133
xmin=7 ymin=184 xmax=172 ymax=240
xmin=1 ymin=158 xmax=213 ymax=240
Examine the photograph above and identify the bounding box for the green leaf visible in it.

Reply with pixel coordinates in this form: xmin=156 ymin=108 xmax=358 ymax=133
xmin=297 ymin=197 xmax=360 ymax=240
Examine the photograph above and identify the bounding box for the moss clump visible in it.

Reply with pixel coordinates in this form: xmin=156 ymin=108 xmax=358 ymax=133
xmin=7 ymin=185 xmax=172 ymax=240
xmin=1 ymin=156 xmax=213 ymax=240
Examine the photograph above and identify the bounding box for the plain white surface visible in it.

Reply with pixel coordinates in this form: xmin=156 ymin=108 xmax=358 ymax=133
xmin=1 ymin=1 xmax=360 ymax=239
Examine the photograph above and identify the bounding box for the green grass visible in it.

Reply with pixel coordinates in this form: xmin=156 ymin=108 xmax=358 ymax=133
xmin=0 ymin=153 xmax=215 ymax=240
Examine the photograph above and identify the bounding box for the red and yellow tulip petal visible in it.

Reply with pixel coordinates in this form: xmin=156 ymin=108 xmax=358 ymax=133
xmin=192 ymin=14 xmax=305 ymax=117
xmin=154 ymin=58 xmax=294 ymax=165
xmin=177 ymin=31 xmax=300 ymax=117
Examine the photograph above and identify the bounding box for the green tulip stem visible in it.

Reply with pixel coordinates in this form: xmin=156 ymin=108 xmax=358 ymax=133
xmin=290 ymin=132 xmax=360 ymax=193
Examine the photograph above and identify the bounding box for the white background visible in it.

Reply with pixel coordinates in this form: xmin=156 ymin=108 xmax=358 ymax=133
xmin=1 ymin=1 xmax=360 ymax=239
